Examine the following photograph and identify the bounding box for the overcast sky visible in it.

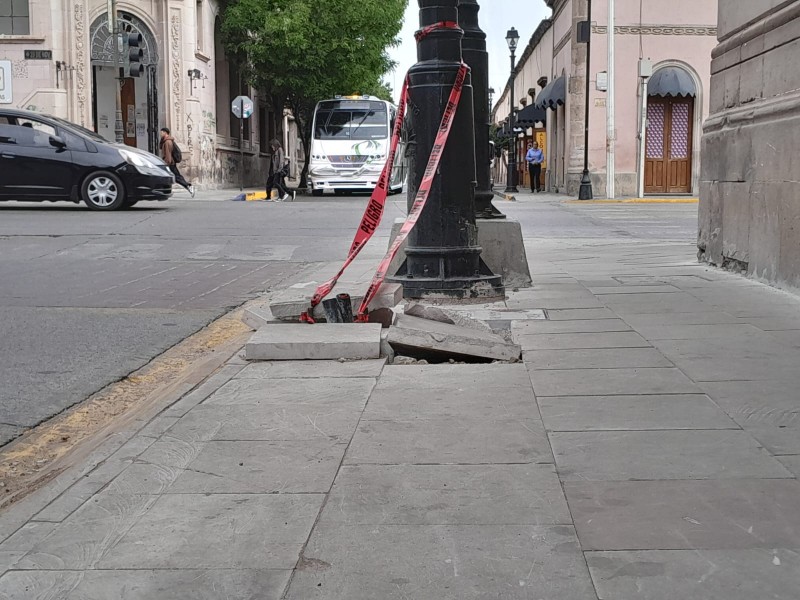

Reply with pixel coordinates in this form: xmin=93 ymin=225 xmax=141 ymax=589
xmin=386 ymin=1 xmax=552 ymax=104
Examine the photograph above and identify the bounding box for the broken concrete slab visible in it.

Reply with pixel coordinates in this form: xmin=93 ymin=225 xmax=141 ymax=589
xmin=386 ymin=315 xmax=521 ymax=362
xmin=269 ymin=283 xmax=403 ymax=322
xmin=404 ymin=302 xmax=494 ymax=333
xmin=245 ymin=324 xmax=383 ymax=361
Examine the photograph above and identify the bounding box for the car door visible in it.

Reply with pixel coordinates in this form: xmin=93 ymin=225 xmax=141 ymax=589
xmin=0 ymin=118 xmax=74 ymax=200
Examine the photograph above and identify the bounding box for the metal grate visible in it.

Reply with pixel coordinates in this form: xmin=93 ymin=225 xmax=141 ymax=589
xmin=646 ymin=103 xmax=665 ymax=159
xmin=670 ymin=103 xmax=690 ymax=159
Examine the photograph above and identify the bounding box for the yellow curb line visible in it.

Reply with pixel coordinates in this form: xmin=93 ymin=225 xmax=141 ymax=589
xmin=565 ymin=198 xmax=698 ymax=204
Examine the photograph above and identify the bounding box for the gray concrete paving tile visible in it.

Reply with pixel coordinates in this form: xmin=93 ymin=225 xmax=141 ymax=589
xmin=587 ymin=285 xmax=682 ymax=294
xmin=138 ymin=436 xmax=206 ymax=469
xmin=237 ymin=359 xmax=386 ymax=379
xmin=98 ymin=494 xmax=323 ymax=570
xmin=530 ymin=368 xmax=700 ymax=397
xmin=595 ymin=293 xmax=710 ymax=314
xmin=0 ymin=569 xmax=291 ymax=600
xmin=17 ymin=491 xmax=160 ymax=570
xmin=284 ymin=524 xmax=597 ymax=600
xmin=539 ymin=394 xmax=739 ymax=431
xmin=635 ymin=323 xmax=764 ymax=340
xmin=546 ymin=308 xmax=619 ymax=320
xmin=167 ymin=391 xmax=369 ymax=443
xmin=202 ymin=376 xmax=376 ymax=407
xmin=766 ymin=330 xmax=800 ymax=349
xmin=551 ymin=430 xmax=791 ymax=481
xmin=346 ymin=417 xmax=553 ymax=465
xmin=166 ymin=440 xmax=347 ymax=494
xmin=777 ymin=456 xmax=800 ymax=477
xmin=586 ymin=549 xmax=800 ymax=600
xmin=162 ymin=363 xmax=247 ymax=418
xmin=565 ymin=479 xmax=800 ymax=550
xmin=513 ymin=318 xmax=632 ymax=335
xmin=106 ymin=463 xmax=184 ymax=496
xmin=32 ymin=479 xmax=106 ymax=523
xmin=0 ymin=521 xmax=58 ymax=574
xmin=524 ymin=348 xmax=673 ymax=370
xmin=362 ymin=364 xmax=537 ymax=420
xmin=698 ymin=380 xmax=800 ymax=427
xmin=508 ymin=296 xmax=606 ymax=310
xmin=320 ymin=464 xmax=571 ymax=526
xmin=742 ymin=425 xmax=800 ymax=456
xmin=619 ymin=311 xmax=742 ymax=327
xmin=652 ymin=337 xmax=800 ymax=382
xmin=518 ymin=332 xmax=651 ymax=351
xmin=739 ymin=317 xmax=800 ymax=331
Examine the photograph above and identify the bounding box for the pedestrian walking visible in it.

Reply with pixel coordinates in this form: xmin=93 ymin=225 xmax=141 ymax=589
xmin=266 ymin=139 xmax=294 ymax=202
xmin=159 ymin=127 xmax=195 ymax=197
xmin=525 ymin=141 xmax=544 ymax=193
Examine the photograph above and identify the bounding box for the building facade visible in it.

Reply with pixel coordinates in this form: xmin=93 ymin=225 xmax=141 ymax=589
xmin=698 ymin=0 xmax=800 ymax=291
xmin=0 ymin=0 xmax=301 ymax=188
xmin=492 ymin=0 xmax=717 ymax=197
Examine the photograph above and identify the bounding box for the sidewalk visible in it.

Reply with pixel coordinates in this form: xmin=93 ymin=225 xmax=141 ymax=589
xmin=1 ymin=204 xmax=800 ymax=598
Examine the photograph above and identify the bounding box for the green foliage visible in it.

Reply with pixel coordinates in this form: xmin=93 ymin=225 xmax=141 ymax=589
xmin=221 ymin=0 xmax=408 ymax=186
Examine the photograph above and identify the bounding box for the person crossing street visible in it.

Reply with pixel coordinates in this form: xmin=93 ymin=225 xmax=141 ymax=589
xmin=159 ymin=127 xmax=195 ymax=198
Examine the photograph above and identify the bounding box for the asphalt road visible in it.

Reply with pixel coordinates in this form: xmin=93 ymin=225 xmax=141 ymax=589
xmin=0 ymin=190 xmax=697 ymax=446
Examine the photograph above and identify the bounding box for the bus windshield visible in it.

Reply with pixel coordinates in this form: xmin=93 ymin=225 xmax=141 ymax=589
xmin=314 ymin=100 xmax=388 ymax=141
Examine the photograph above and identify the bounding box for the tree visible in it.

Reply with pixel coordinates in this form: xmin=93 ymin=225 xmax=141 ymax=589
xmin=221 ymin=0 xmax=407 ymax=188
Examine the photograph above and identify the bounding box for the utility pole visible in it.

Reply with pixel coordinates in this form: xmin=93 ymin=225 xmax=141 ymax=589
xmin=606 ymin=0 xmax=615 ymax=199
xmin=108 ymin=0 xmax=124 ymax=144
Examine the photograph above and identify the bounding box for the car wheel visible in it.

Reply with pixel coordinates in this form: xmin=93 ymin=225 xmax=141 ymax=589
xmin=82 ymin=171 xmax=126 ymax=211
xmin=312 ymin=189 xmax=323 ymax=197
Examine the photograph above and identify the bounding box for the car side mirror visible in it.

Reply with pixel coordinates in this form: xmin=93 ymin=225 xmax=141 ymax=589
xmin=49 ymin=135 xmax=66 ymax=149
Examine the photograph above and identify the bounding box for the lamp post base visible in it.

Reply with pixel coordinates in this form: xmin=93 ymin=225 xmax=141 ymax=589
xmin=578 ymin=169 xmax=593 ymax=200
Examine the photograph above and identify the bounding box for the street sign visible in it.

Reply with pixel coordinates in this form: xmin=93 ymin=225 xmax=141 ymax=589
xmin=231 ymin=95 xmax=254 ymax=119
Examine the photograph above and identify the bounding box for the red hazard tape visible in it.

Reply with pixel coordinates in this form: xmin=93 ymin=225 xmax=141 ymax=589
xmin=300 ymin=21 xmax=465 ymax=324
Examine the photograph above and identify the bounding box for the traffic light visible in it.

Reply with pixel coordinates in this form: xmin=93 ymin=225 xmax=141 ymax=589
xmin=126 ymin=32 xmax=144 ymax=78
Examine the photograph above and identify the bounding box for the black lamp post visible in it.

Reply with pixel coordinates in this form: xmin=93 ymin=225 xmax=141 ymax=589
xmin=390 ymin=0 xmax=503 ymax=300
xmin=578 ymin=0 xmax=594 ymax=200
xmin=488 ymin=87 xmax=495 ymax=114
xmin=503 ymin=27 xmax=520 ymax=194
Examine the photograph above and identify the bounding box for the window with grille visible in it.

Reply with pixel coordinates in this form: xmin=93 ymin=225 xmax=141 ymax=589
xmin=0 ymin=0 xmax=30 ymax=35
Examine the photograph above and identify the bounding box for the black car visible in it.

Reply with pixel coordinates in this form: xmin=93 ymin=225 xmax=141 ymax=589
xmin=0 ymin=108 xmax=174 ymax=210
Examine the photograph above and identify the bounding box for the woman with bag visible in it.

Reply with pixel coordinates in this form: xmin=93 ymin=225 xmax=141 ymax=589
xmin=266 ymin=139 xmax=294 ymax=202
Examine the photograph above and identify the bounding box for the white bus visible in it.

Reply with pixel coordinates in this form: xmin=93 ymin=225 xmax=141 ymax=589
xmin=309 ymin=95 xmax=406 ymax=196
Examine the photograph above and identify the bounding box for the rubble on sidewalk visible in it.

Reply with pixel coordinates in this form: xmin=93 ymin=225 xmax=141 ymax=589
xmin=386 ymin=314 xmax=522 ymax=362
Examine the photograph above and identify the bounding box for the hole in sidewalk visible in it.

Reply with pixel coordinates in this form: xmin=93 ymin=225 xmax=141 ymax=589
xmin=389 ymin=346 xmax=521 ymax=366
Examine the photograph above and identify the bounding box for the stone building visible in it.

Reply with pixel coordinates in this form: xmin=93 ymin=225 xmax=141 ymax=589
xmin=492 ymin=0 xmax=717 ymax=197
xmin=0 ymin=0 xmax=301 ymax=188
xmin=698 ymin=0 xmax=800 ymax=291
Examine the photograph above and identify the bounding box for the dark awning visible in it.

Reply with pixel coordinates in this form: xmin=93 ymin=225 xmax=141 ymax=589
xmin=535 ymin=75 xmax=566 ymax=110
xmin=516 ymin=104 xmax=547 ymax=127
xmin=648 ymin=67 xmax=696 ymax=97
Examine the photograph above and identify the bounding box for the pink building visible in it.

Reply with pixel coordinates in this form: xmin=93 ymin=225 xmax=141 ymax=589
xmin=493 ymin=0 xmax=717 ymax=197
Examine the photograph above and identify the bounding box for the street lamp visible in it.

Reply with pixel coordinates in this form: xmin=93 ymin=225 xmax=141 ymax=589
xmin=488 ymin=86 xmax=495 ymax=114
xmin=578 ymin=0 xmax=594 ymax=200
xmin=504 ymin=27 xmax=520 ymax=194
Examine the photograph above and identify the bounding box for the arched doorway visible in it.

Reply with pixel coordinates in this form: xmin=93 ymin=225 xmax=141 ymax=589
xmin=645 ymin=65 xmax=696 ymax=194
xmin=90 ymin=12 xmax=160 ymax=152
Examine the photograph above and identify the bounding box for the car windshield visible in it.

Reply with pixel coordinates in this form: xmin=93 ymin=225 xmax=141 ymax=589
xmin=49 ymin=116 xmax=108 ymax=143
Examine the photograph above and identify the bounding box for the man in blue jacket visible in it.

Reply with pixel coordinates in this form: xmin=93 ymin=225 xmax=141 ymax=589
xmin=525 ymin=141 xmax=544 ymax=193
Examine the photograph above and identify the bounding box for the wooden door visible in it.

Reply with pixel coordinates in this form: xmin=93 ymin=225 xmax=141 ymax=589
xmin=120 ymin=78 xmax=137 ymax=148
xmin=644 ymin=97 xmax=694 ymax=194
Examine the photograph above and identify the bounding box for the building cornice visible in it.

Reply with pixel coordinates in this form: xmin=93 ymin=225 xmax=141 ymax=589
xmin=592 ymin=25 xmax=717 ymax=36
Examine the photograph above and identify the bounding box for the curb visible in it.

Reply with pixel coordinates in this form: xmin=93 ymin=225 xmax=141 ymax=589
xmin=565 ymin=198 xmax=699 ymax=204
xmin=493 ymin=192 xmax=517 ymax=202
